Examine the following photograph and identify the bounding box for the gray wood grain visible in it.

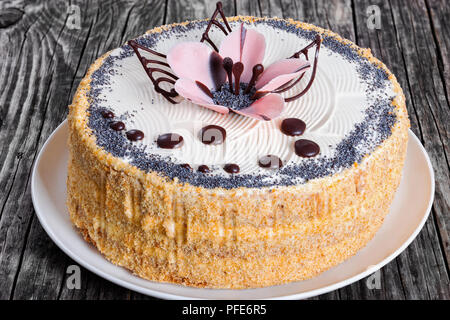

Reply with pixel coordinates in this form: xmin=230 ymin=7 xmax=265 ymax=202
xmin=350 ymin=0 xmax=449 ymax=300
xmin=425 ymin=0 xmax=450 ymax=270
xmin=0 ymin=0 xmax=448 ymax=300
xmin=426 ymin=0 xmax=450 ymax=104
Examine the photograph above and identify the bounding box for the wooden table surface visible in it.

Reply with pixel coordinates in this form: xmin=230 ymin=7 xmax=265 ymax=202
xmin=0 ymin=0 xmax=448 ymax=300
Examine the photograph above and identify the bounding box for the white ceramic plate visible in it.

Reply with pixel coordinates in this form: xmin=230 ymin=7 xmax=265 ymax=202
xmin=31 ymin=120 xmax=434 ymax=300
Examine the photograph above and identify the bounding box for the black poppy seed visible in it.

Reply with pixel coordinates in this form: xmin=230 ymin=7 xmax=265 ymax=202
xmin=212 ymin=83 xmax=256 ymax=111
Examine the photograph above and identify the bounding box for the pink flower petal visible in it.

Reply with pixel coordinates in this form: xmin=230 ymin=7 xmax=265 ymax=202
xmin=219 ymin=24 xmax=266 ymax=83
xmin=256 ymin=58 xmax=310 ymax=91
xmin=233 ymin=93 xmax=284 ymax=121
xmin=167 ymin=42 xmax=226 ymax=90
xmin=174 ymin=78 xmax=229 ymax=114
xmin=200 ymin=102 xmax=230 ymax=114
xmin=218 ymin=26 xmax=241 ymax=63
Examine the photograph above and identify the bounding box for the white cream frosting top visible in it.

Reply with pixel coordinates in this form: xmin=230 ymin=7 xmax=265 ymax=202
xmin=87 ymin=18 xmax=396 ymax=188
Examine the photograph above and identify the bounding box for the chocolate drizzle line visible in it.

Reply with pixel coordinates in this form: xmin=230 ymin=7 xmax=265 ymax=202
xmin=200 ymin=1 xmax=232 ymax=52
xmin=195 ymin=81 xmax=213 ymax=98
xmin=279 ymin=35 xmax=322 ymax=102
xmin=128 ymin=40 xmax=180 ymax=104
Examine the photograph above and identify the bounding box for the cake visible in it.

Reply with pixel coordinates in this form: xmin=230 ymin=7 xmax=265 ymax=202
xmin=67 ymin=2 xmax=409 ymax=289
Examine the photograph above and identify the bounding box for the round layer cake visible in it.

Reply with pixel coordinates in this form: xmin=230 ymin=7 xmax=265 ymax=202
xmin=67 ymin=16 xmax=409 ymax=288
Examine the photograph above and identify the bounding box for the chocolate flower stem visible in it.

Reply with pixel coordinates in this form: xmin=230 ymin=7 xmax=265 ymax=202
xmin=222 ymin=57 xmax=234 ymax=93
xmin=232 ymin=62 xmax=244 ymax=95
xmin=244 ymin=64 xmax=264 ymax=94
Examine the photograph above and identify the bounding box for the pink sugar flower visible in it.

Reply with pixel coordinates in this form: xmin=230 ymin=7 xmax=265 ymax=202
xmin=166 ymin=24 xmax=310 ymax=121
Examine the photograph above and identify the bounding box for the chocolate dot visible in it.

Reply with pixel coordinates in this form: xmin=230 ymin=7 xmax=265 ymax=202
xmin=199 ymin=125 xmax=227 ymax=145
xmin=294 ymin=139 xmax=320 ymax=158
xmin=198 ymin=165 xmax=210 ymax=173
xmin=109 ymin=121 xmax=125 ymax=131
xmin=258 ymin=155 xmax=283 ymax=169
xmin=126 ymin=129 xmax=144 ymax=141
xmin=101 ymin=110 xmax=115 ymax=119
xmin=181 ymin=163 xmax=192 ymax=171
xmin=224 ymin=163 xmax=240 ymax=174
xmin=281 ymin=118 xmax=306 ymax=136
xmin=157 ymin=133 xmax=184 ymax=149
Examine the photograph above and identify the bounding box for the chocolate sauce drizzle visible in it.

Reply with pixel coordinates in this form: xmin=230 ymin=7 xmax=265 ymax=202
xmin=200 ymin=1 xmax=232 ymax=52
xmin=128 ymin=40 xmax=180 ymax=104
xmin=196 ymin=81 xmax=213 ymax=98
xmin=277 ymin=35 xmax=322 ymax=102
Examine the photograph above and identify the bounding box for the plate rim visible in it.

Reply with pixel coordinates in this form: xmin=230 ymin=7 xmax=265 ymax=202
xmin=31 ymin=120 xmax=435 ymax=300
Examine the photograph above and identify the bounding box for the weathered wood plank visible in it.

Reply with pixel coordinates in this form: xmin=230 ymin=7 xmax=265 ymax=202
xmin=0 ymin=0 xmax=72 ymax=299
xmin=388 ymin=0 xmax=449 ymax=299
xmin=235 ymin=0 xmax=261 ymax=16
xmin=12 ymin=220 xmax=67 ymax=299
xmin=166 ymin=0 xmax=234 ymax=22
xmin=0 ymin=0 xmax=167 ymax=300
xmin=425 ymin=0 xmax=450 ymax=103
xmin=352 ymin=0 xmax=449 ymax=300
xmin=424 ymin=0 xmax=450 ymax=271
xmin=258 ymin=0 xmax=283 ymax=18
